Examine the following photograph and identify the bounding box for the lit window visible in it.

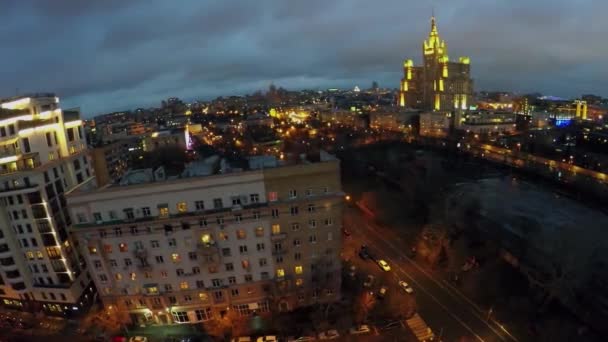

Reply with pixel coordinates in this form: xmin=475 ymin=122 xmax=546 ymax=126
xmin=171 ymin=253 xmax=181 ymax=263
xmin=35 ymin=251 xmax=43 ymax=259
xmin=199 ymin=292 xmax=208 ymax=301
xmin=295 ymin=266 xmax=303 ymax=274
xmin=268 ymin=192 xmax=278 ymax=202
xmin=271 ymin=224 xmax=281 ymax=235
xmin=296 ymin=278 xmax=303 ymax=286
xmin=180 ymin=282 xmax=189 ymax=290
xmin=201 ymin=234 xmax=211 ymax=244
xmin=130 ymin=272 xmax=136 ymax=281
xmin=276 ymin=268 xmax=285 ymax=278
xmin=115 ymin=273 xmax=122 ymax=281
xmin=242 ymin=260 xmax=250 ymax=269
xmin=236 ymin=230 xmax=246 ymax=239
xmin=255 ymin=227 xmax=264 ymax=237
xmin=159 ymin=206 xmax=169 ymax=218
xmin=119 ymin=243 xmax=128 ymax=252
xmin=177 ymin=202 xmax=187 ymax=213
xmin=26 ymin=251 xmax=34 ymax=260
xmin=147 ymin=287 xmax=158 ymax=295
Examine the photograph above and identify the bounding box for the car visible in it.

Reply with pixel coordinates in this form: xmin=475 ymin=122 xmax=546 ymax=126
xmin=377 ymin=285 xmax=388 ymax=299
xmin=349 ymin=265 xmax=356 ymax=278
xmin=256 ymin=336 xmax=278 ymax=342
xmin=398 ymin=280 xmax=414 ymax=294
xmin=287 ymin=336 xmax=316 ymax=342
xmin=377 ymin=259 xmax=391 ymax=271
xmin=231 ymin=338 xmax=252 ymax=342
xmin=363 ymin=274 xmax=375 ymax=287
xmin=349 ymin=324 xmax=371 ymax=335
xmin=129 ymin=337 xmax=148 ymax=342
xmin=318 ymin=329 xmax=340 ymax=340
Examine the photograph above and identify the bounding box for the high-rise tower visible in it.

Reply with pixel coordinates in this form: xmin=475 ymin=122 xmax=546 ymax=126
xmin=0 ymin=94 xmax=96 ymax=316
xmin=399 ymin=16 xmax=473 ymax=111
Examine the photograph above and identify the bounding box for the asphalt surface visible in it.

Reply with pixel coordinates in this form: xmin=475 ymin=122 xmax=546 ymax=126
xmin=344 ymin=206 xmax=523 ymax=342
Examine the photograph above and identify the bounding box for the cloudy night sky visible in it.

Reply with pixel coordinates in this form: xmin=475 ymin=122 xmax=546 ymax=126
xmin=1 ymin=0 xmax=606 ymax=116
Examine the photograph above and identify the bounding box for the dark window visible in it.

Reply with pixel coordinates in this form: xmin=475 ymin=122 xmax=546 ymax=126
xmin=8 ymin=125 xmax=15 ymax=135
xmin=22 ymin=138 xmax=31 ymax=153
xmin=46 ymin=132 xmax=53 ymax=147
xmin=0 ymin=127 xmax=5 ymax=137
xmin=67 ymin=128 xmax=75 ymax=142
xmin=73 ymin=159 xmax=81 ymax=171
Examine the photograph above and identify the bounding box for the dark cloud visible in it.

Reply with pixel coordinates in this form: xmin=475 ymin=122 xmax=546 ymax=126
xmin=0 ymin=0 xmax=606 ymax=116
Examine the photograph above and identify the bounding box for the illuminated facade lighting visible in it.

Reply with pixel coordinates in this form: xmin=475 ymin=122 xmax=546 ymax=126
xmin=398 ymin=16 xmax=473 ymax=111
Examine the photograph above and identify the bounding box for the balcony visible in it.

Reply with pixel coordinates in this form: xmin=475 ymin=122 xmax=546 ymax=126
xmin=0 ymin=153 xmax=41 ymax=176
xmin=272 ymin=249 xmax=287 ymax=256
xmin=270 ymin=232 xmax=287 ymax=241
xmin=134 ymin=248 xmax=148 ymax=259
xmin=197 ymin=241 xmax=219 ymax=257
xmin=137 ymin=263 xmax=153 ymax=272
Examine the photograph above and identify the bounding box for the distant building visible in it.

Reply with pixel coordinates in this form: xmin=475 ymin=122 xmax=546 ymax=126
xmin=142 ymin=128 xmax=191 ymax=152
xmin=398 ymin=16 xmax=473 ymax=111
xmin=455 ymin=111 xmax=517 ymax=135
xmin=419 ymin=111 xmax=452 ymax=137
xmin=370 ymin=109 xmax=418 ymax=132
xmin=90 ymin=141 xmax=131 ymax=186
xmin=318 ymin=109 xmax=367 ymax=128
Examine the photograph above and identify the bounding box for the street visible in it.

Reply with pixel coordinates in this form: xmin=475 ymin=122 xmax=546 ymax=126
xmin=344 ymin=206 xmax=522 ymax=342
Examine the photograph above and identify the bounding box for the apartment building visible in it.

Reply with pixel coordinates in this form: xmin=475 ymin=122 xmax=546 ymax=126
xmin=90 ymin=140 xmax=131 ymax=186
xmin=67 ymin=152 xmax=343 ymax=325
xmin=0 ymin=94 xmax=96 ymax=316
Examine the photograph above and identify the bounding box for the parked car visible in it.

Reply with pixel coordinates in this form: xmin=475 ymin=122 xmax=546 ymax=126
xmin=377 ymin=285 xmax=388 ymax=299
xmin=377 ymin=259 xmax=391 ymax=271
xmin=363 ymin=274 xmax=375 ymax=287
xmin=129 ymin=337 xmax=148 ymax=342
xmin=398 ymin=280 xmax=414 ymax=294
xmin=318 ymin=329 xmax=340 ymax=340
xmin=349 ymin=324 xmax=371 ymax=335
xmin=287 ymin=336 xmax=316 ymax=342
xmin=349 ymin=265 xmax=356 ymax=278
xmin=231 ymin=338 xmax=252 ymax=342
xmin=256 ymin=336 xmax=278 ymax=342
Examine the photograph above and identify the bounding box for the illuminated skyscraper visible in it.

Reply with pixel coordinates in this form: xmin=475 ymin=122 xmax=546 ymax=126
xmin=398 ymin=16 xmax=473 ymax=111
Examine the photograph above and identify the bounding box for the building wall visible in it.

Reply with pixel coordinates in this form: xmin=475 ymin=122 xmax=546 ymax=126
xmin=67 ymin=159 xmax=344 ymax=324
xmin=261 ymin=161 xmax=343 ymax=311
xmin=0 ymin=95 xmax=96 ymax=316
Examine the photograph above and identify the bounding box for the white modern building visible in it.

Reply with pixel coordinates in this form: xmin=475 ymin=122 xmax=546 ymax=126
xmin=0 ymin=94 xmax=96 ymax=316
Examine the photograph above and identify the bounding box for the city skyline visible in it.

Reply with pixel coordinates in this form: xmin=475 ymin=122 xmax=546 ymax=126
xmin=1 ymin=0 xmax=606 ymax=116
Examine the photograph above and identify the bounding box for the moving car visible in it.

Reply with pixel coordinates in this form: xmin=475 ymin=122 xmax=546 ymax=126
xmin=377 ymin=259 xmax=391 ymax=271
xmin=318 ymin=329 xmax=340 ymax=340
xmin=363 ymin=274 xmax=375 ymax=287
xmin=398 ymin=280 xmax=414 ymax=294
xmin=349 ymin=325 xmax=371 ymax=335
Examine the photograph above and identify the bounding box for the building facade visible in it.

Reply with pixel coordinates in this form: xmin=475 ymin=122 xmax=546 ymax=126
xmin=67 ymin=155 xmax=343 ymax=325
xmin=90 ymin=140 xmax=131 ymax=187
xmin=0 ymin=94 xmax=96 ymax=316
xmin=398 ymin=17 xmax=473 ymax=111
